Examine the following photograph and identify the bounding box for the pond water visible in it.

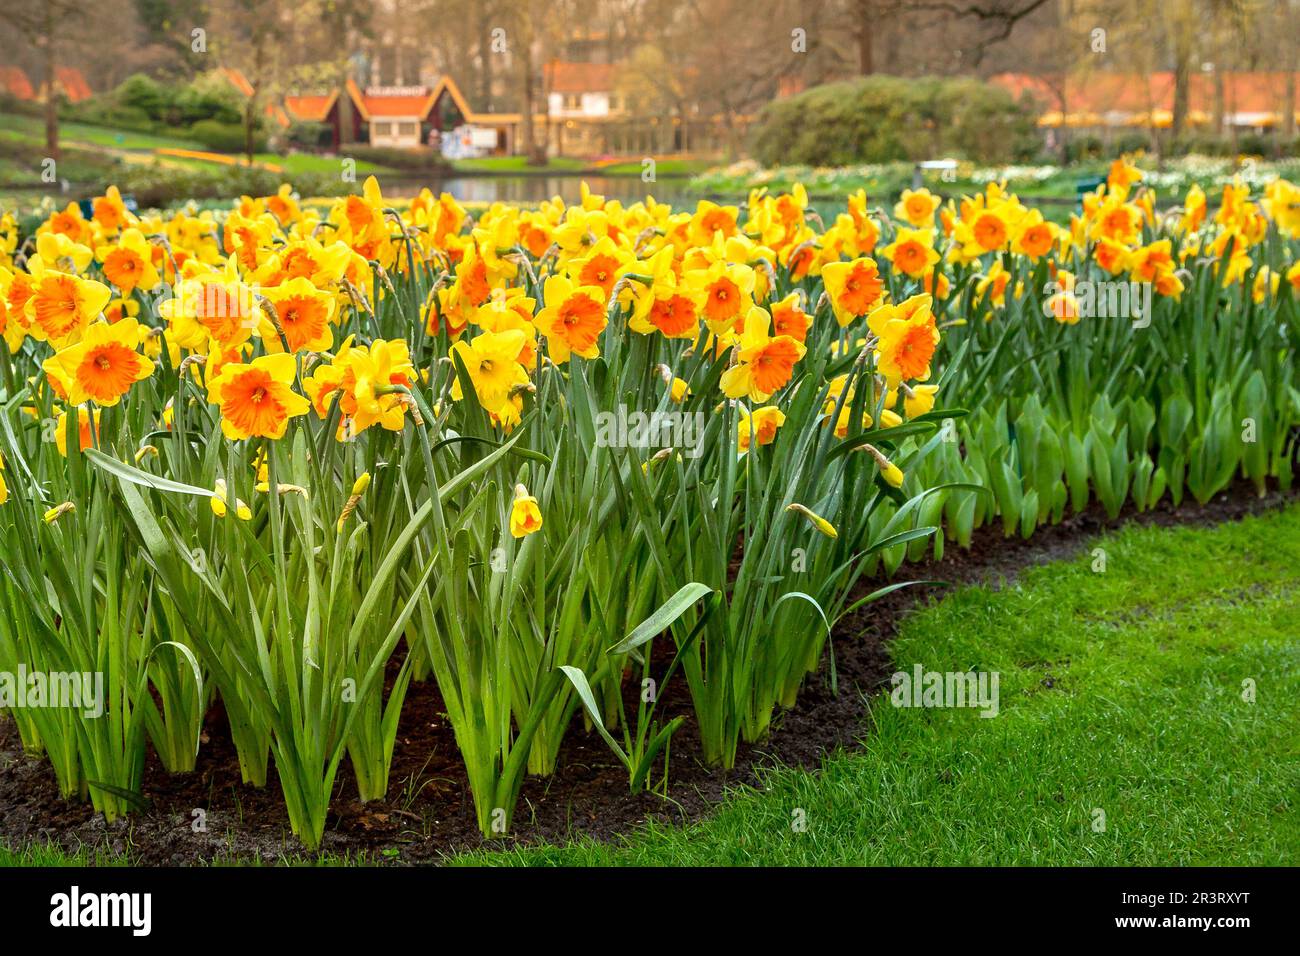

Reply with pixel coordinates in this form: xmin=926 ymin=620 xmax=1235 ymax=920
xmin=381 ymin=174 xmax=713 ymax=207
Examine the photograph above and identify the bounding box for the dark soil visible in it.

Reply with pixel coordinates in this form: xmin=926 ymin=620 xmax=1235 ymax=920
xmin=1 ymin=479 xmax=1293 ymax=865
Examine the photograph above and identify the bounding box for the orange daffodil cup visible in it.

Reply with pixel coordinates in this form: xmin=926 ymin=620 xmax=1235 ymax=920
xmin=97 ymin=228 xmax=162 ymax=297
xmin=533 ymin=274 xmax=608 ymax=362
xmin=868 ymin=295 xmax=940 ymax=389
xmin=720 ymin=306 xmax=807 ymax=402
xmin=42 ymin=317 xmax=155 ymax=406
xmin=822 ymin=256 xmax=885 ymax=327
xmin=23 ymin=258 xmax=112 ymax=348
xmin=206 ymin=353 xmax=311 ymax=441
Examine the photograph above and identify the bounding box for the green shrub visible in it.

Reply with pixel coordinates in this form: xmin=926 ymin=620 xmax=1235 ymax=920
xmin=116 ymin=73 xmax=170 ymax=119
xmin=63 ymin=97 xmax=157 ymax=134
xmin=1061 ymin=135 xmax=1104 ymax=164
xmin=288 ymin=121 xmax=333 ymax=149
xmin=114 ymin=162 xmax=346 ymax=207
xmin=1165 ymin=133 xmax=1201 ymax=157
xmin=1112 ymin=131 xmax=1152 ymax=155
xmin=175 ymin=84 xmax=243 ymax=126
xmin=1236 ymin=132 xmax=1274 ymax=156
xmin=0 ymin=136 xmax=124 ymax=188
xmin=0 ymin=93 xmax=42 ymax=118
xmin=82 ymin=71 xmax=246 ymax=130
xmin=189 ymin=119 xmax=268 ymax=153
xmin=750 ymin=75 xmax=1039 ymax=166
xmin=345 ymin=143 xmax=450 ymax=172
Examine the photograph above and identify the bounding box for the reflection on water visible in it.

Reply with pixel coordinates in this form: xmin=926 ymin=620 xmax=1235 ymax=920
xmin=378 ymin=175 xmax=860 ymax=227
xmin=383 ymin=175 xmax=705 ymax=207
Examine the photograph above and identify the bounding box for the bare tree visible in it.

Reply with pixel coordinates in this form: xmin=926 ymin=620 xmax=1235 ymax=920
xmin=1281 ymin=0 xmax=1299 ymax=140
xmin=7 ymin=0 xmax=89 ymax=161
xmin=831 ymin=0 xmax=1052 ymax=75
xmin=207 ymin=0 xmax=289 ymax=163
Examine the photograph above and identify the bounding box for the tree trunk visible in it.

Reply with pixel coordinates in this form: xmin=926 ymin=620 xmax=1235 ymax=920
xmin=519 ymin=6 xmax=547 ymax=166
xmin=245 ymin=96 xmax=256 ymax=165
xmin=1052 ymin=81 xmax=1069 ymax=163
xmin=853 ymin=0 xmax=874 ymax=75
xmin=246 ymin=40 xmax=266 ymax=166
xmin=43 ymin=5 xmax=59 ymax=162
xmin=338 ymin=62 xmax=355 ymax=147
xmin=1212 ymin=69 xmax=1225 ymax=139
xmin=538 ymin=66 xmax=551 ymax=164
xmin=521 ymin=53 xmax=536 ymax=161
xmin=337 ymin=20 xmax=356 ymax=147
xmin=1284 ymin=42 xmax=1297 ymax=141
xmin=856 ymin=25 xmax=873 ymax=75
xmin=478 ymin=8 xmax=493 ymax=112
xmin=1171 ymin=55 xmax=1190 ymax=141
xmin=878 ymin=19 xmax=897 ymax=74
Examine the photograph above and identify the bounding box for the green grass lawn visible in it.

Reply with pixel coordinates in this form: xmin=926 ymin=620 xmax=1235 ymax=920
xmin=0 ymin=113 xmax=397 ymax=177
xmin=110 ymin=151 xmax=395 ymax=179
xmin=446 ymin=156 xmax=713 ymax=177
xmin=597 ymin=158 xmax=714 ymax=177
xmin=3 ymin=505 xmax=1297 ymax=866
xmin=0 ymin=112 xmax=205 ymax=152
xmin=0 ymin=131 xmax=125 ymax=191
xmin=254 ymin=153 xmax=395 ymax=176
xmin=448 ymin=155 xmax=589 ymax=173
xmin=459 ymin=504 xmax=1300 ymax=866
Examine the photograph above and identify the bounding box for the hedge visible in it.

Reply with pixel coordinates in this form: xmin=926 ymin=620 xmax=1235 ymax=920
xmin=189 ymin=119 xmax=268 ymax=154
xmin=750 ymin=75 xmax=1039 ymax=166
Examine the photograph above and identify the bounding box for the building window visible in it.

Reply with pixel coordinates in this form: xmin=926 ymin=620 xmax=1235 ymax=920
xmin=563 ymin=94 xmax=580 ymax=111
xmin=399 ymin=122 xmax=417 ymax=138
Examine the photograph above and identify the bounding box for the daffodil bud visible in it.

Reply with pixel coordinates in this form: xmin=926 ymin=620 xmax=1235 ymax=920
xmin=860 ymin=443 xmax=905 ymax=488
xmin=786 ymin=503 xmax=838 ymax=539
xmin=903 ymin=384 xmax=939 ymax=419
xmin=258 ymin=482 xmax=308 ymax=497
xmin=337 ymin=473 xmax=371 ymax=533
xmin=44 ymin=502 xmax=76 ymax=524
xmin=210 ymin=479 xmax=252 ymax=521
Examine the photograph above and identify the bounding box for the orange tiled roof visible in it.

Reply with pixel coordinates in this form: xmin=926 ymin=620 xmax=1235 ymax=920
xmin=219 ymin=67 xmax=255 ymax=98
xmin=423 ymin=75 xmax=516 ymax=124
xmin=992 ymin=71 xmax=1300 ymax=118
xmin=339 ymin=81 xmax=440 ymax=119
xmin=284 ymin=92 xmax=338 ymax=123
xmin=777 ymin=74 xmax=805 ymax=99
xmin=429 ymin=75 xmax=473 ymax=118
xmin=544 ymin=61 xmax=615 ymax=94
xmin=344 ymin=78 xmax=370 ymax=120
xmin=266 ymin=103 xmax=291 ymax=128
xmin=361 ymin=92 xmax=437 ymax=117
xmin=55 ymin=66 xmax=92 ymax=102
xmin=0 ymin=66 xmax=34 ymax=100
xmin=258 ymin=75 xmax=517 ymax=128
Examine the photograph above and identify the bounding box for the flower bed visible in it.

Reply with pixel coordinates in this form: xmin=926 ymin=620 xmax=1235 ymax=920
xmin=0 ymin=158 xmax=1296 ymax=850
